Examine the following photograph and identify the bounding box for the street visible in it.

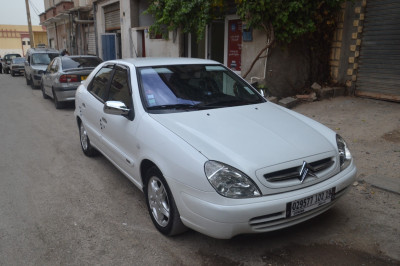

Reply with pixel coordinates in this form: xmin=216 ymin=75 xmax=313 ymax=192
xmin=0 ymin=73 xmax=399 ymax=265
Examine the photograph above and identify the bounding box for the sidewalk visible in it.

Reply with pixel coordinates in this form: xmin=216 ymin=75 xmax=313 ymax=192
xmin=293 ymin=96 xmax=400 ymax=195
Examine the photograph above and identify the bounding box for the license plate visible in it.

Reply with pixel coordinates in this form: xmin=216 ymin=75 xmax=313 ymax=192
xmin=81 ymin=75 xmax=87 ymax=81
xmin=286 ymin=187 xmax=336 ymax=218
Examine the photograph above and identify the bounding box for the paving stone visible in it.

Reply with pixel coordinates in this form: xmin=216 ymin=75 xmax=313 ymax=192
xmin=278 ymin=97 xmax=298 ymax=109
xmin=311 ymin=82 xmax=322 ymax=91
xmin=296 ymin=92 xmax=317 ymax=102
xmin=332 ymin=86 xmax=346 ymax=96
xmin=267 ymin=96 xmax=278 ymax=104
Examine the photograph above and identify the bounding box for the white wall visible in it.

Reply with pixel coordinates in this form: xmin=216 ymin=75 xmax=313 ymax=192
xmin=145 ymin=30 xmax=182 ymax=57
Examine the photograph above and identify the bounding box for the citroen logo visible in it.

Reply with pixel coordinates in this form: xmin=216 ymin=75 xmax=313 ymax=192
xmin=299 ymin=161 xmax=317 ymax=183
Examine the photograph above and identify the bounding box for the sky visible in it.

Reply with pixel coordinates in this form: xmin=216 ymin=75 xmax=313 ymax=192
xmin=0 ymin=0 xmax=45 ymax=26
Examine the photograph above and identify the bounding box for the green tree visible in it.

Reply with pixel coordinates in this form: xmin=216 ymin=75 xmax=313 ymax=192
xmin=146 ymin=0 xmax=345 ymax=79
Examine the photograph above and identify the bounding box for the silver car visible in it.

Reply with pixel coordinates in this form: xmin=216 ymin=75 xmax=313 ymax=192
xmin=41 ymin=55 xmax=102 ymax=109
xmin=10 ymin=58 xmax=26 ymax=76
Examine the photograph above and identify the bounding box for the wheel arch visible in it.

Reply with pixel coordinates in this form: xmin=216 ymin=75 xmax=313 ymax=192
xmin=140 ymin=159 xmax=158 ymax=188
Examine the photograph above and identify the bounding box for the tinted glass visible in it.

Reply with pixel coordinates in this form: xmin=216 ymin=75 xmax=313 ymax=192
xmin=31 ymin=53 xmax=59 ymax=65
xmin=108 ymin=67 xmax=132 ymax=109
xmin=62 ymin=57 xmax=102 ymax=70
xmin=138 ymin=64 xmax=264 ymax=112
xmin=88 ymin=66 xmax=114 ymax=101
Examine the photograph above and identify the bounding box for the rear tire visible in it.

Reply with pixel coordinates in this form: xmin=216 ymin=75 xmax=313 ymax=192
xmin=53 ymin=89 xmax=64 ymax=109
xmin=79 ymin=121 xmax=98 ymax=157
xmin=144 ymin=167 xmax=187 ymax=236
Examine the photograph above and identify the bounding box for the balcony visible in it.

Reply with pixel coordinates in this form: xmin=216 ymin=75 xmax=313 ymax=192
xmin=39 ymin=13 xmax=47 ymax=24
xmin=56 ymin=1 xmax=75 ymax=14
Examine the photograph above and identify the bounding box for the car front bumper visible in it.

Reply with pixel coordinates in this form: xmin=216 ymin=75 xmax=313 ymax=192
xmin=168 ymin=162 xmax=356 ymax=239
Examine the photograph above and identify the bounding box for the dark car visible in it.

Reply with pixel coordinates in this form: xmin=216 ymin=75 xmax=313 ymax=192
xmin=10 ymin=58 xmax=26 ymax=76
xmin=41 ymin=55 xmax=103 ymax=109
xmin=2 ymin=53 xmax=21 ymax=74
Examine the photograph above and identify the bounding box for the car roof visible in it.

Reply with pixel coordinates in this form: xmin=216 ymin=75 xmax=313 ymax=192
xmin=107 ymin=57 xmax=220 ymax=67
xmin=61 ymin=55 xmax=101 ymax=60
xmin=28 ymin=48 xmax=59 ymax=54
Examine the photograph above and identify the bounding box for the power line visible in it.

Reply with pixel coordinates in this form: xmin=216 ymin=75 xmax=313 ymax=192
xmin=29 ymin=0 xmax=40 ymax=16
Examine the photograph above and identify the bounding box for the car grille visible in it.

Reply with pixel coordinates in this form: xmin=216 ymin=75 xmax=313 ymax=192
xmin=263 ymin=158 xmax=334 ymax=183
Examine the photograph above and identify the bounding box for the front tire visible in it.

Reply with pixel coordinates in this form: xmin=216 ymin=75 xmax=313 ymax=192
xmin=30 ymin=76 xmax=35 ymax=89
xmin=144 ymin=167 xmax=187 ymax=236
xmin=11 ymin=71 xmax=15 ymax=76
xmin=25 ymin=74 xmax=31 ymax=85
xmin=79 ymin=122 xmax=98 ymax=157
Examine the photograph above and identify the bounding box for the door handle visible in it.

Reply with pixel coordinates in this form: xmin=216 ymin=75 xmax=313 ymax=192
xmin=82 ymin=102 xmax=86 ymax=108
xmin=101 ymin=117 xmax=107 ymax=124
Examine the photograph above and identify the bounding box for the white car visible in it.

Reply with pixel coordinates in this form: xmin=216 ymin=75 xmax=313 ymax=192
xmin=74 ymin=58 xmax=356 ymax=239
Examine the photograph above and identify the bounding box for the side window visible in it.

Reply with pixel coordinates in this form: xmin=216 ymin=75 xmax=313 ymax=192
xmin=88 ymin=65 xmax=114 ymax=102
xmin=107 ymin=66 xmax=132 ymax=109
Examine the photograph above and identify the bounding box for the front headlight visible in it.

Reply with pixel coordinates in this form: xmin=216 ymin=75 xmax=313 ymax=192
xmin=204 ymin=161 xmax=261 ymax=198
xmin=336 ymin=134 xmax=352 ymax=170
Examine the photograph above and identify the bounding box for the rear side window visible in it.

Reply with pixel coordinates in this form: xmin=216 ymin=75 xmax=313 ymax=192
xmin=88 ymin=65 xmax=114 ymax=102
xmin=107 ymin=66 xmax=132 ymax=109
xmin=62 ymin=57 xmax=102 ymax=70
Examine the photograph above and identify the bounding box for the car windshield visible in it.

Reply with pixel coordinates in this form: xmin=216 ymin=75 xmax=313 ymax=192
xmin=12 ymin=58 xmax=25 ymax=64
xmin=62 ymin=57 xmax=102 ymax=70
xmin=5 ymin=54 xmax=20 ymax=60
xmin=32 ymin=53 xmax=59 ymax=65
xmin=138 ymin=64 xmax=265 ymax=112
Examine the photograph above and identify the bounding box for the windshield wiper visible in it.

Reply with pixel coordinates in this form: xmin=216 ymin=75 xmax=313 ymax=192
xmin=196 ymin=99 xmax=251 ymax=108
xmin=147 ymin=104 xmax=199 ymax=110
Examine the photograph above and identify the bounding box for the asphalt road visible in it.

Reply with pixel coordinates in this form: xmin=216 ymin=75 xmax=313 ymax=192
xmin=0 ymin=73 xmax=399 ymax=265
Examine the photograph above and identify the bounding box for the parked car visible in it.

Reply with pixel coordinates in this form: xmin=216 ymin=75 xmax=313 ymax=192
xmin=41 ymin=55 xmax=103 ymax=109
xmin=10 ymin=57 xmax=26 ymax=76
xmin=24 ymin=48 xmax=59 ymax=88
xmin=2 ymin=53 xmax=21 ymax=74
xmin=0 ymin=56 xmax=2 ymax=73
xmin=74 ymin=58 xmax=356 ymax=239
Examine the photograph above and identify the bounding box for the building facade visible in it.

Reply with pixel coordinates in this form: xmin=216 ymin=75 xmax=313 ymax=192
xmin=0 ymin=25 xmax=48 ymax=57
xmin=38 ymin=0 xmax=400 ymax=101
xmin=40 ymin=0 xmax=96 ymax=55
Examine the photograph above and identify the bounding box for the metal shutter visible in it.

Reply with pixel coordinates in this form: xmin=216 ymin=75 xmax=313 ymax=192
xmin=87 ymin=25 xmax=96 ymax=55
xmin=104 ymin=2 xmax=120 ymax=31
xmin=355 ymin=0 xmax=400 ymax=102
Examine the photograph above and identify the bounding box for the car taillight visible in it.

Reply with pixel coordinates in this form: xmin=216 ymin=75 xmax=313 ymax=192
xmin=59 ymin=74 xmax=79 ymax=83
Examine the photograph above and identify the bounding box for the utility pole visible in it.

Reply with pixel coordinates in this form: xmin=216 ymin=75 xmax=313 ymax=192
xmin=25 ymin=0 xmax=35 ymax=48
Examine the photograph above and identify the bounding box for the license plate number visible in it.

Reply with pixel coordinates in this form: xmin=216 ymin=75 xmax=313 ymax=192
xmin=286 ymin=187 xmax=336 ymax=218
xmin=81 ymin=76 xmax=87 ymax=81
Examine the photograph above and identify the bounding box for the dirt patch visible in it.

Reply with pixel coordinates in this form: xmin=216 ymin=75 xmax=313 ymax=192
xmin=260 ymin=244 xmax=398 ymax=266
xmin=382 ymin=129 xmax=400 ymax=143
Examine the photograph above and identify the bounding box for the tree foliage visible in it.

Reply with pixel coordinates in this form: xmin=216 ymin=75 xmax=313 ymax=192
xmin=146 ymin=0 xmax=345 ymax=78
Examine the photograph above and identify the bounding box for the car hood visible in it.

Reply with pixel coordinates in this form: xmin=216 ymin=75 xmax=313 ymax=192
xmin=149 ymin=102 xmax=335 ymax=171
xmin=31 ymin=65 xmax=48 ymax=71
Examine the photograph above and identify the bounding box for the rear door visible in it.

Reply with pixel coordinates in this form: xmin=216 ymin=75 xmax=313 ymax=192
xmin=43 ymin=59 xmax=57 ymax=94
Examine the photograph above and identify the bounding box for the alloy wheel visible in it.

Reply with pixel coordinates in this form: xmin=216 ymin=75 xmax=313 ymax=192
xmin=147 ymin=176 xmax=170 ymax=227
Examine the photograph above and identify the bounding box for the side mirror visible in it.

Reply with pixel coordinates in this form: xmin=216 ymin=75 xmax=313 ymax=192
xmin=104 ymin=101 xmax=130 ymax=116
